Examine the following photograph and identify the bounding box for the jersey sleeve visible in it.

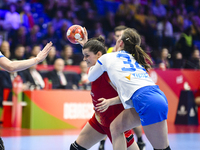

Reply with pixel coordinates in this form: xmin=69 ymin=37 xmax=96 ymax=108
xmin=88 ymin=55 xmax=108 ymax=82
xmin=0 ymin=52 xmax=4 ymax=58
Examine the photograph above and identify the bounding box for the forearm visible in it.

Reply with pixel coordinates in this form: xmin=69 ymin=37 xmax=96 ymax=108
xmin=108 ymin=96 xmax=121 ymax=106
xmin=0 ymin=57 xmax=37 ymax=72
xmin=88 ymin=62 xmax=104 ymax=82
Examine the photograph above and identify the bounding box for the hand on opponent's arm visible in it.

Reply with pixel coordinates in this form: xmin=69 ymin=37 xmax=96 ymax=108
xmin=96 ymin=96 xmax=121 ymax=112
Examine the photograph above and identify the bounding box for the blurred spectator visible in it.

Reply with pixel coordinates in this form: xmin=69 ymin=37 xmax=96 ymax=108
xmin=158 ymin=62 xmax=167 ymax=70
xmin=84 ymin=10 xmax=96 ymax=32
xmin=43 ymin=0 xmax=57 ymax=18
xmin=0 ymin=70 xmax=26 ymax=104
xmin=78 ymin=61 xmax=91 ymax=90
xmin=182 ymin=8 xmax=192 ymax=30
xmin=0 ymin=0 xmax=9 ymax=10
xmin=187 ymin=0 xmax=200 ymax=15
xmin=17 ymin=0 xmax=27 ymax=13
xmin=30 ymin=45 xmax=41 ymax=57
xmin=63 ymin=10 xmax=74 ymax=27
xmin=41 ymin=23 xmax=59 ymax=49
xmin=157 ymin=16 xmax=173 ymax=38
xmin=145 ymin=7 xmax=157 ymax=34
xmin=105 ymin=32 xmax=115 ymax=48
xmin=61 ymin=45 xmax=83 ymax=65
xmin=171 ymin=51 xmax=185 ymax=68
xmin=11 ymin=44 xmax=25 ymax=60
xmin=156 ymin=48 xmax=172 ymax=69
xmin=165 ymin=0 xmax=175 ymax=13
xmin=9 ymin=25 xmax=28 ymax=51
xmin=102 ymin=11 xmax=116 ymax=34
xmin=47 ymin=58 xmax=78 ymax=89
xmin=140 ymin=35 xmax=156 ymax=67
xmin=1 ymin=3 xmax=20 ymax=31
xmin=57 ymin=21 xmax=71 ymax=51
xmin=184 ymin=49 xmax=200 ymax=69
xmin=46 ymin=46 xmax=58 ymax=65
xmin=93 ymin=22 xmax=105 ymax=37
xmin=27 ymin=24 xmax=42 ymax=48
xmin=152 ymin=0 xmax=166 ymax=20
xmin=134 ymin=5 xmax=146 ymax=33
xmin=0 ymin=41 xmax=11 ymax=59
xmin=156 ymin=16 xmax=173 ymax=50
xmin=77 ymin=1 xmax=92 ymax=21
xmin=144 ymin=7 xmax=157 ymax=47
xmin=171 ymin=8 xmax=184 ymax=33
xmin=51 ymin=10 xmax=66 ymax=31
xmin=71 ymin=17 xmax=82 ymax=28
xmin=116 ymin=0 xmax=136 ymax=26
xmin=0 ymin=0 xmax=199 ymax=72
xmin=176 ymin=26 xmax=194 ymax=59
xmin=21 ymin=56 xmax=45 ymax=90
xmin=20 ymin=3 xmax=35 ymax=29
xmin=191 ymin=15 xmax=200 ymax=41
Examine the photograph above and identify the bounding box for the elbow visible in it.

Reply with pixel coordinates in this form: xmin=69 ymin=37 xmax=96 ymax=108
xmin=88 ymin=76 xmax=94 ymax=82
xmin=6 ymin=65 xmax=16 ymax=73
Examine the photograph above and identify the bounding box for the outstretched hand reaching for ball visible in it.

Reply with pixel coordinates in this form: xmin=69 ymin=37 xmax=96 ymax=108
xmin=76 ymin=27 xmax=88 ymax=46
xmin=36 ymin=42 xmax=53 ymax=63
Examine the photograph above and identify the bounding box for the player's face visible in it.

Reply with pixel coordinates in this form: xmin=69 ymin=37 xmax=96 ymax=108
xmin=82 ymin=48 xmax=99 ymax=67
xmin=114 ymin=30 xmax=124 ymax=41
xmin=115 ymin=34 xmax=123 ymax=52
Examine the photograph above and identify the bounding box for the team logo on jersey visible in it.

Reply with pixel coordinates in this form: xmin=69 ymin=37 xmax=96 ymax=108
xmin=125 ymin=74 xmax=131 ymax=80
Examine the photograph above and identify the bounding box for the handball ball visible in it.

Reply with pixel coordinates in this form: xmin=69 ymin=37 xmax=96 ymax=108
xmin=67 ymin=25 xmax=84 ymax=44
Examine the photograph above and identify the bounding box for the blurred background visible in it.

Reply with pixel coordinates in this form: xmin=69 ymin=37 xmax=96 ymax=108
xmin=0 ymin=0 xmax=200 ymax=150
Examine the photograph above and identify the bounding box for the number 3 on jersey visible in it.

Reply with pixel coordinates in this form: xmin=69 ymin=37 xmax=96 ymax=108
xmin=117 ymin=53 xmax=146 ymax=72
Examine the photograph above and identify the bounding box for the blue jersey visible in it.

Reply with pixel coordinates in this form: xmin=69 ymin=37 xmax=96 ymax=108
xmin=88 ymin=50 xmax=155 ymax=109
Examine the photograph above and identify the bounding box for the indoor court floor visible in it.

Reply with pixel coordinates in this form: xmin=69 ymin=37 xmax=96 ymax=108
xmin=1 ymin=122 xmax=200 ymax=150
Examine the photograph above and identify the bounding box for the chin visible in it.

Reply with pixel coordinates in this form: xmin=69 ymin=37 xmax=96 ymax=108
xmin=86 ymin=62 xmax=91 ymax=67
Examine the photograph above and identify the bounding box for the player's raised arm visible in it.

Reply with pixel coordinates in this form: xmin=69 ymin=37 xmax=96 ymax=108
xmin=75 ymin=27 xmax=88 ymax=46
xmin=0 ymin=42 xmax=52 ymax=72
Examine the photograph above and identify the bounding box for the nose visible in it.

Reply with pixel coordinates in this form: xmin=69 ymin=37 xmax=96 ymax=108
xmin=83 ymin=56 xmax=87 ymax=61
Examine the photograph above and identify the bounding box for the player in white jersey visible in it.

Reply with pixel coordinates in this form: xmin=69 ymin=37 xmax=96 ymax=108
xmin=0 ymin=42 xmax=52 ymax=72
xmin=87 ymin=28 xmax=171 ymax=150
xmin=0 ymin=42 xmax=52 ymax=150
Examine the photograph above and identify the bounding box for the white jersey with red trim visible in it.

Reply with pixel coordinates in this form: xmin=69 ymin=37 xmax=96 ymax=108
xmin=88 ymin=50 xmax=155 ymax=109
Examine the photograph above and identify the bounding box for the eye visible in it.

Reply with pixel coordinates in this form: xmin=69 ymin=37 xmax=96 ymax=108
xmin=84 ymin=54 xmax=89 ymax=58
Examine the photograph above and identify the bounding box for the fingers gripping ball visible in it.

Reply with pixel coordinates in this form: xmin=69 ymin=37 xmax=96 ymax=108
xmin=67 ymin=25 xmax=84 ymax=44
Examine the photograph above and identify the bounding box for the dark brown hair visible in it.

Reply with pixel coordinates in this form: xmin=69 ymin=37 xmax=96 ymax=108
xmin=82 ymin=35 xmax=106 ymax=55
xmin=121 ymin=28 xmax=152 ymax=71
xmin=114 ymin=25 xmax=127 ymax=32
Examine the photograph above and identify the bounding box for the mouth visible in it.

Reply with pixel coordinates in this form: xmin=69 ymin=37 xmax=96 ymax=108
xmin=86 ymin=61 xmax=90 ymax=65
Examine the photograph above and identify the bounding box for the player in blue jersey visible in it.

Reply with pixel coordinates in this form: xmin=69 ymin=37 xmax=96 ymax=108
xmin=87 ymin=28 xmax=171 ymax=150
xmin=0 ymin=42 xmax=52 ymax=150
